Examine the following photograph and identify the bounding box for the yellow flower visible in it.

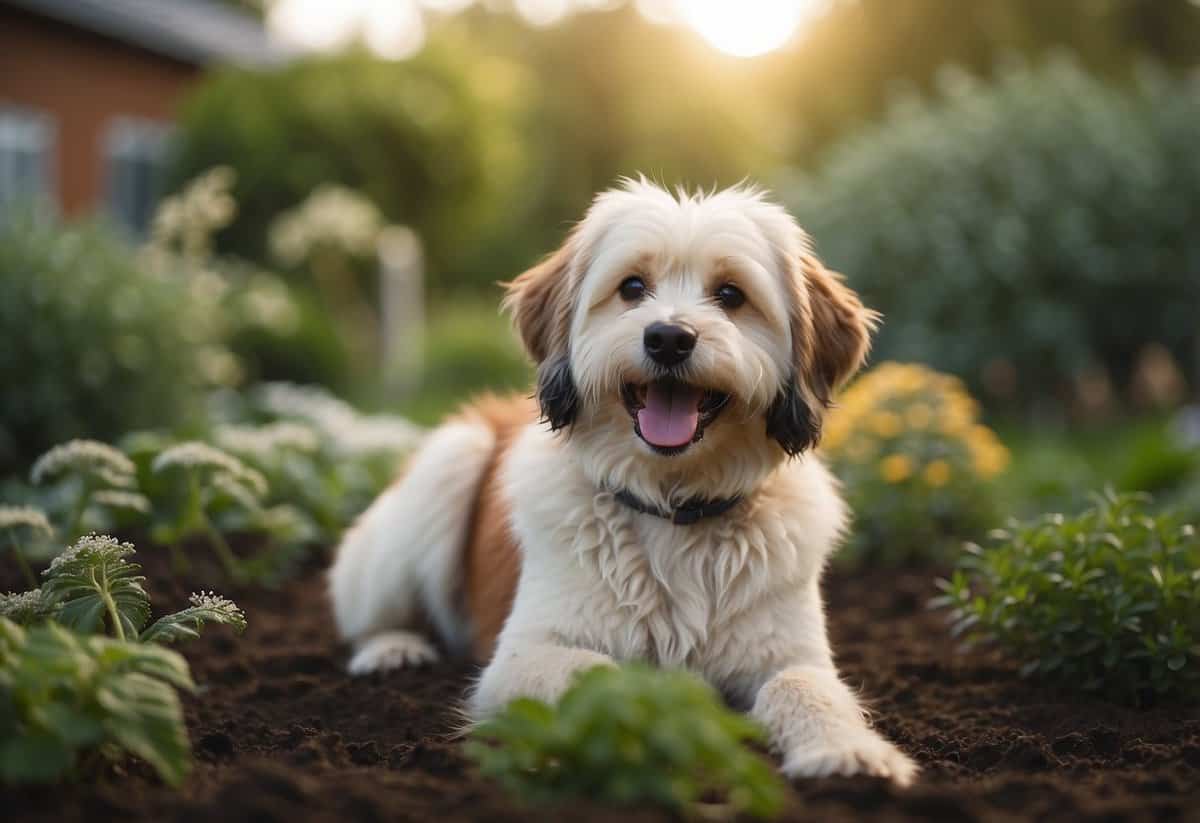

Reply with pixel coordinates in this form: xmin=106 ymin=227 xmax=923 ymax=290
xmin=871 ymin=411 xmax=903 ymax=439
xmin=923 ymin=459 xmax=952 ymax=488
xmin=879 ymin=454 xmax=914 ymax=484
xmin=845 ymin=438 xmax=876 ymax=463
xmin=906 ymin=403 xmax=933 ymax=430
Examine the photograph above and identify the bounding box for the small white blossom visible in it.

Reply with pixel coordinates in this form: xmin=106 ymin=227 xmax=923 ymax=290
xmin=269 ymin=184 xmax=384 ymax=266
xmin=31 ymin=440 xmax=136 ymax=488
xmin=188 ymin=590 xmax=246 ymax=630
xmin=0 ymin=589 xmax=57 ymax=622
xmin=152 ymin=442 xmax=268 ymax=497
xmin=254 ymin=382 xmax=424 ymax=456
xmin=48 ymin=533 xmax=136 ymax=573
xmin=208 ymin=472 xmax=264 ymax=511
xmin=214 ymin=422 xmax=321 ymax=462
xmin=0 ymin=505 xmax=54 ymax=538
xmin=92 ymin=490 xmax=152 ymax=514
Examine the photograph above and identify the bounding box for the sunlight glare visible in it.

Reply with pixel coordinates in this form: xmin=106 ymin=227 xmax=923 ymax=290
xmin=676 ymin=0 xmax=826 ymax=58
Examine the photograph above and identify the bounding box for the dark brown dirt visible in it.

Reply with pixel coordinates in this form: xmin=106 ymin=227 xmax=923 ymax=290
xmin=5 ymin=553 xmax=1199 ymax=822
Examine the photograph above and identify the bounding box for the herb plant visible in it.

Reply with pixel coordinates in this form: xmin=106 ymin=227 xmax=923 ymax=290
xmin=36 ymin=534 xmax=246 ymax=644
xmin=0 ymin=617 xmax=195 ymax=785
xmin=0 ymin=505 xmax=53 ymax=588
xmin=469 ymin=665 xmax=784 ymax=819
xmin=933 ymin=490 xmax=1200 ymax=703
xmin=30 ymin=440 xmax=148 ymax=541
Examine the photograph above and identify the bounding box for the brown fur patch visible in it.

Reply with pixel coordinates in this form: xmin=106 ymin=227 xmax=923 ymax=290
xmin=454 ymin=394 xmax=537 ymax=663
xmin=792 ymin=254 xmax=878 ymax=406
xmin=501 ymin=239 xmax=579 ymax=363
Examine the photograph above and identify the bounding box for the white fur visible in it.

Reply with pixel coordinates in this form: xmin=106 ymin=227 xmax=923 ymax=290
xmin=328 ymin=421 xmax=493 ymax=663
xmin=329 ymin=181 xmax=917 ymax=785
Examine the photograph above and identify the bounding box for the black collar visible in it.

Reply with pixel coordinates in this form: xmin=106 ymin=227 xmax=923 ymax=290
xmin=613 ymin=489 xmax=744 ymax=526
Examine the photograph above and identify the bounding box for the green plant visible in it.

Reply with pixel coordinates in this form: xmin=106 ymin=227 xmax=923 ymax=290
xmin=0 ymin=215 xmax=233 ymax=472
xmin=933 ymin=490 xmax=1200 ymax=703
xmin=0 ymin=617 xmax=194 ymax=785
xmin=30 ymin=440 xmax=148 ymax=541
xmin=468 ymin=665 xmax=784 ymax=819
xmin=823 ymin=363 xmax=1008 ymax=565
xmin=36 ymin=534 xmax=246 ymax=644
xmin=150 ymin=442 xmax=269 ymax=580
xmin=0 ymin=506 xmax=53 ymax=589
xmin=786 ymin=57 xmax=1200 ymax=412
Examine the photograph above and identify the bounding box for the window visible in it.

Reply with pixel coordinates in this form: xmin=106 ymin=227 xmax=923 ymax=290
xmin=104 ymin=117 xmax=172 ymax=237
xmin=0 ymin=104 xmax=57 ymax=219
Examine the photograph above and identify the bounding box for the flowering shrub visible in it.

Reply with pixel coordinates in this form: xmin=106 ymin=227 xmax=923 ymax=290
xmin=823 ymin=363 xmax=1009 ymax=565
xmin=469 ymin=665 xmax=783 ymax=819
xmin=933 ymin=491 xmax=1200 ymax=704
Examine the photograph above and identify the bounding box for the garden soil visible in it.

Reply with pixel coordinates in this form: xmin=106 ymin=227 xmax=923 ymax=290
xmin=5 ymin=554 xmax=1198 ymax=822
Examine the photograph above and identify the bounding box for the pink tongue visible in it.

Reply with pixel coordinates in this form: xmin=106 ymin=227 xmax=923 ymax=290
xmin=637 ymin=383 xmax=702 ymax=448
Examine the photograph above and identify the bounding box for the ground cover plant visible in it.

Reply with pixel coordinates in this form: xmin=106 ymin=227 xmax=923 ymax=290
xmin=934 ymin=490 xmax=1200 ymax=704
xmin=469 ymin=664 xmax=784 ymax=819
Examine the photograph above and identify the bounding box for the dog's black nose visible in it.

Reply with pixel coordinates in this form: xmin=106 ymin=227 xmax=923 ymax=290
xmin=644 ymin=322 xmax=697 ymax=367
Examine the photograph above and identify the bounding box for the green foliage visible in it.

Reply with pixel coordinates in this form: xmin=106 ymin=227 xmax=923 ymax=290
xmin=823 ymin=364 xmax=1008 ymax=566
xmin=397 ymin=299 xmax=531 ymax=424
xmin=933 ymin=491 xmax=1200 ymax=703
xmin=469 ymin=665 xmax=783 ymax=819
xmin=0 ymin=617 xmax=194 ymax=785
xmin=30 ymin=439 xmax=145 ymax=542
xmin=41 ymin=536 xmax=150 ymax=642
xmin=0 ymin=216 xmax=230 ymax=473
xmin=787 ymin=57 xmax=1200 ymax=411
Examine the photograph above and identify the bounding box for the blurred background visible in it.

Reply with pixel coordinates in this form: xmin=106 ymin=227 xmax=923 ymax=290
xmin=2 ymin=0 xmax=1199 ymax=538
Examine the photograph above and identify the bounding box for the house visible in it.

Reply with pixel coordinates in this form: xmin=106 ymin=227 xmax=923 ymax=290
xmin=0 ymin=0 xmax=292 ymax=233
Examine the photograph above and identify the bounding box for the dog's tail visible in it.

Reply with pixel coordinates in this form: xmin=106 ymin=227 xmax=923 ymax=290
xmin=328 ymin=418 xmax=497 ymax=662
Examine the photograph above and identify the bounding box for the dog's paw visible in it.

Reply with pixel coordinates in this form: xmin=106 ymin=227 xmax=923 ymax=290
xmin=782 ymin=730 xmax=918 ymax=787
xmin=347 ymin=631 xmax=439 ymax=675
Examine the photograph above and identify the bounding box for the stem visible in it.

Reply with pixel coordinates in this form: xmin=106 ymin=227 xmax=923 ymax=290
xmin=93 ymin=567 xmax=125 ymax=641
xmin=65 ymin=477 xmax=94 ymax=540
xmin=201 ymin=512 xmax=244 ymax=582
xmin=9 ymin=534 xmax=37 ymax=589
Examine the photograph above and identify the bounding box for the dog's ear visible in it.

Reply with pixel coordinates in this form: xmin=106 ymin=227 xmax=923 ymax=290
xmin=770 ymin=254 xmax=877 ymax=456
xmin=502 ymin=240 xmax=577 ymax=363
xmin=502 ymin=239 xmax=581 ymax=429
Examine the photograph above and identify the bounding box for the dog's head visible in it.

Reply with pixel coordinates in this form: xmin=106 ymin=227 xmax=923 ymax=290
xmin=504 ymin=179 xmax=876 ymax=500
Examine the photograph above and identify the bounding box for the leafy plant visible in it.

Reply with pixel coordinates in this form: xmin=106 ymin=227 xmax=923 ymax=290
xmin=0 ymin=505 xmax=53 ymax=588
xmin=151 ymin=442 xmax=268 ymax=579
xmin=933 ymin=490 xmax=1200 ymax=703
xmin=0 ymin=617 xmax=195 ymax=785
xmin=30 ymin=440 xmax=148 ymax=541
xmin=34 ymin=534 xmax=246 ymax=645
xmin=822 ymin=362 xmax=1008 ymax=565
xmin=468 ymin=665 xmax=784 ymax=819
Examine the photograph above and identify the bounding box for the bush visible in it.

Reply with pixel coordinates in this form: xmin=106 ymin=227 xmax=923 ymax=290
xmin=934 ymin=491 xmax=1200 ymax=704
xmin=786 ymin=56 xmax=1200 ymax=411
xmin=823 ymin=363 xmax=1009 ymax=565
xmin=0 ymin=216 xmax=231 ymax=473
xmin=469 ymin=665 xmax=783 ymax=819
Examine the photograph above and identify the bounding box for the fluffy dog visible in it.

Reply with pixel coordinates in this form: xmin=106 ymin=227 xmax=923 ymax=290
xmin=329 ymin=180 xmax=917 ymax=784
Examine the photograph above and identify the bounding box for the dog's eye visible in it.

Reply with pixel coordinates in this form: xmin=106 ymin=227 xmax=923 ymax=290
xmin=716 ymin=283 xmax=746 ymax=310
xmin=618 ymin=276 xmax=647 ymax=302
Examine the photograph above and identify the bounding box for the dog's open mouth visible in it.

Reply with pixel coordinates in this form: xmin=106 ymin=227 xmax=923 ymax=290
xmin=621 ymin=379 xmax=730 ymax=455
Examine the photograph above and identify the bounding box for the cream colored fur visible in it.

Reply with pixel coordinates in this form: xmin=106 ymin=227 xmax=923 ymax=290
xmin=328 ymin=180 xmax=918 ymax=786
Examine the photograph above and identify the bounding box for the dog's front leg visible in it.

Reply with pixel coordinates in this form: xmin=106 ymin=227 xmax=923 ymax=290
xmin=751 ymin=663 xmax=917 ymax=786
xmin=470 ymin=641 xmax=615 ymax=719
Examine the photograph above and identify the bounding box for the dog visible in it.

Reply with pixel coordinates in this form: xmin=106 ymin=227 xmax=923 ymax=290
xmin=329 ymin=179 xmax=917 ymax=784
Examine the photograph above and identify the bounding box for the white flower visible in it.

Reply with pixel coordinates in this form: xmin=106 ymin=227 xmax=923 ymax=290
xmin=254 ymin=382 xmax=424 ymax=456
xmin=268 ymin=184 xmax=384 ymax=266
xmin=0 ymin=589 xmax=57 ymax=622
xmin=48 ymin=533 xmax=136 ymax=573
xmin=152 ymin=442 xmax=268 ymax=497
xmin=31 ymin=440 xmax=136 ymax=488
xmin=188 ymin=590 xmax=246 ymax=629
xmin=92 ymin=490 xmax=152 ymax=515
xmin=214 ymin=422 xmax=321 ymax=462
xmin=0 ymin=505 xmax=54 ymax=538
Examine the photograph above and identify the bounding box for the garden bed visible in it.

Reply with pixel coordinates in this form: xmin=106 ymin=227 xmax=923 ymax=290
xmin=6 ymin=558 xmax=1197 ymax=822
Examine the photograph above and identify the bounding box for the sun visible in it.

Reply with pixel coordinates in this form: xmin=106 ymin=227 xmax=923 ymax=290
xmin=676 ymin=0 xmax=827 ymax=58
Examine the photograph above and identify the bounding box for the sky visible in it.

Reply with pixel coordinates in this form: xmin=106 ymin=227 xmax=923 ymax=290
xmin=266 ymin=0 xmax=831 ymax=60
